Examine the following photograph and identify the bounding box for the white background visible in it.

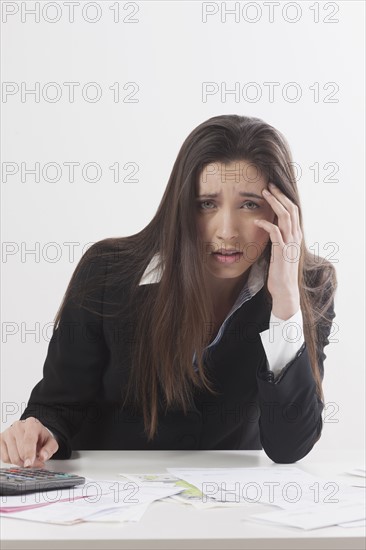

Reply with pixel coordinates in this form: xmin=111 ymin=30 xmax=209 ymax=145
xmin=1 ymin=1 xmax=365 ymax=452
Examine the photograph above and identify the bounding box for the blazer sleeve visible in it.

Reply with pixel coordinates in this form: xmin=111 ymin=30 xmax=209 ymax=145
xmin=259 ymin=308 xmax=305 ymax=378
xmin=255 ymin=292 xmax=336 ymax=464
xmin=19 ymin=245 xmax=110 ymax=459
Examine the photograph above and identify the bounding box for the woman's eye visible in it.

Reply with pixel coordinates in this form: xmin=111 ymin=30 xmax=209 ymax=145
xmin=198 ymin=201 xmax=259 ymax=210
xmin=199 ymin=201 xmax=214 ymax=210
xmin=243 ymin=201 xmax=259 ymax=210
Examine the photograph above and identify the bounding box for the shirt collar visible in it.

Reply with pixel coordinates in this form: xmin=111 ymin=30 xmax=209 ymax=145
xmin=139 ymin=252 xmax=268 ymax=360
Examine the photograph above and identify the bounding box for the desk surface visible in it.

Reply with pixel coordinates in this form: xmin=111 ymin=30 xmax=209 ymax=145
xmin=1 ymin=448 xmax=365 ymax=550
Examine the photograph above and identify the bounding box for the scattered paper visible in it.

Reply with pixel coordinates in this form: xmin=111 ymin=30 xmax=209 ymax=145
xmin=0 ymin=476 xmax=117 ymax=511
xmin=0 ymin=477 xmax=184 ymax=525
xmin=119 ymin=472 xmax=257 ymax=509
xmin=247 ymin=501 xmax=366 ymax=530
xmin=166 ymin=466 xmax=343 ymax=509
xmin=3 ymin=465 xmax=365 ymax=528
xmin=73 ymin=502 xmax=151 ymax=523
xmin=338 ymin=518 xmax=366 ymax=528
xmin=344 ymin=468 xmax=366 ymax=478
xmin=164 ymin=466 xmax=366 ymax=528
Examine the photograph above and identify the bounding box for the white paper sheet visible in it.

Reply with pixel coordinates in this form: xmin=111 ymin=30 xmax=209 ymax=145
xmin=77 ymin=502 xmax=151 ymax=523
xmin=0 ymin=479 xmax=184 ymax=524
xmin=0 ymin=477 xmax=119 ymax=510
xmin=338 ymin=518 xmax=366 ymax=528
xmin=247 ymin=501 xmax=366 ymax=530
xmin=345 ymin=468 xmax=366 ymax=478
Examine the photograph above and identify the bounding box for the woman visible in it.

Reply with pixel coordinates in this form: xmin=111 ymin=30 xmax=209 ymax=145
xmin=0 ymin=114 xmax=337 ymax=467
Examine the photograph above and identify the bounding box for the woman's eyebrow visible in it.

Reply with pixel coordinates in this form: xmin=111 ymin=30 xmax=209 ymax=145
xmin=196 ymin=191 xmax=265 ymax=200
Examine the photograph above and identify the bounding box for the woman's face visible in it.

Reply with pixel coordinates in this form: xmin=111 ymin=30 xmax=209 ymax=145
xmin=195 ymin=160 xmax=276 ymax=281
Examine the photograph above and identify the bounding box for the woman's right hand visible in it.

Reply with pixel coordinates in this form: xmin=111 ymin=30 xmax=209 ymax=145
xmin=0 ymin=417 xmax=59 ymax=468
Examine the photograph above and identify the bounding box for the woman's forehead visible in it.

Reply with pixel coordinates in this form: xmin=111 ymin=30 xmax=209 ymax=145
xmin=198 ymin=161 xmax=266 ymax=187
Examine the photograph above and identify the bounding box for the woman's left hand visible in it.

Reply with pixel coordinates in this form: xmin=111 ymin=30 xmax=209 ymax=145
xmin=254 ymin=182 xmax=302 ymax=320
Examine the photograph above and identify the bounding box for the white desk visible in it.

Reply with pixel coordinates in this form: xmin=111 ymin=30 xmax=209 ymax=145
xmin=1 ymin=449 xmax=365 ymax=549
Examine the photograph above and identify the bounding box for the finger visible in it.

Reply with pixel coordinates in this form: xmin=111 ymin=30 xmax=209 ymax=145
xmin=254 ymin=219 xmax=284 ymax=248
xmin=23 ymin=437 xmax=58 ymax=467
xmin=12 ymin=420 xmax=48 ymax=468
xmin=0 ymin=438 xmax=11 ymax=464
xmin=268 ymin=183 xmax=297 ymax=211
xmin=4 ymin=423 xmax=24 ymax=466
xmin=6 ymin=433 xmax=23 ymax=467
xmin=268 ymin=184 xmax=301 ymax=239
xmin=37 ymin=443 xmax=58 ymax=463
xmin=22 ymin=432 xmax=42 ymax=467
xmin=262 ymin=188 xmax=292 ymax=240
xmin=24 ymin=457 xmax=47 ymax=468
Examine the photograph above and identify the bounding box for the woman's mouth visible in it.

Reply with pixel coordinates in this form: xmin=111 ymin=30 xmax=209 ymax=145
xmin=212 ymin=252 xmax=243 ymax=264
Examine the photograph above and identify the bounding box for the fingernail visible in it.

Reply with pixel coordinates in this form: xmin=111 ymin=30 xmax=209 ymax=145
xmin=269 ymin=182 xmax=276 ymax=187
xmin=262 ymin=189 xmax=270 ymax=195
xmin=24 ymin=459 xmax=32 ymax=467
xmin=42 ymin=451 xmax=49 ymax=460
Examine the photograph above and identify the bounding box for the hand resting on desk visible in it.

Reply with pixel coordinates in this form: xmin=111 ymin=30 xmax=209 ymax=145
xmin=0 ymin=416 xmax=59 ymax=468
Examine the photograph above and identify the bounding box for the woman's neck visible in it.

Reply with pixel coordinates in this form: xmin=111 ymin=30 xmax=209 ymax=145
xmin=208 ymin=266 xmax=251 ymax=312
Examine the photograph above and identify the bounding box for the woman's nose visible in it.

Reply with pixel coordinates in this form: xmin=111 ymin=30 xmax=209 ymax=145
xmin=215 ymin=211 xmax=240 ymax=240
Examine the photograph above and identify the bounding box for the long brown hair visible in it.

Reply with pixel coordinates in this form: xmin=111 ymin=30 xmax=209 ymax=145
xmin=53 ymin=114 xmax=337 ymax=441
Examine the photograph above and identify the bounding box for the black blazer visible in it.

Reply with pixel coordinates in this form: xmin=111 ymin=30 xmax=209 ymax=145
xmin=20 ymin=244 xmax=335 ymax=464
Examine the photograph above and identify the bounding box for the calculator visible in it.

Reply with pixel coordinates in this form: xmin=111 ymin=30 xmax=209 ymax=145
xmin=0 ymin=467 xmax=86 ymax=496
